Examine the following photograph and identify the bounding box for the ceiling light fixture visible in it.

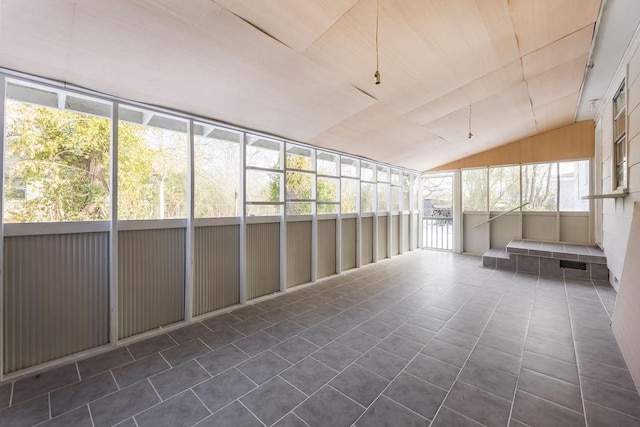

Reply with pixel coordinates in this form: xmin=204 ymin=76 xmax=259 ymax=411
xmin=374 ymin=0 xmax=381 ymax=85
xmin=468 ymin=105 xmax=473 ymax=139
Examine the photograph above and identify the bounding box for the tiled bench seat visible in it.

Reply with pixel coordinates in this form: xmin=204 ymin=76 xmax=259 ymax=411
xmin=483 ymin=240 xmax=608 ymax=280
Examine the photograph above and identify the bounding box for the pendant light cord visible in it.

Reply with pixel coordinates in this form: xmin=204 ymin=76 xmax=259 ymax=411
xmin=374 ymin=0 xmax=381 ymax=84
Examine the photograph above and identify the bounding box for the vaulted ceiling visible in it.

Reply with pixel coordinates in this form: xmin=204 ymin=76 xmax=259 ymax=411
xmin=0 ymin=0 xmax=602 ymax=170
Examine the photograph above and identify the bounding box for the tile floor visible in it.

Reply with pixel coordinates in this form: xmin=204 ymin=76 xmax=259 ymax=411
xmin=0 ymin=250 xmax=639 ymax=426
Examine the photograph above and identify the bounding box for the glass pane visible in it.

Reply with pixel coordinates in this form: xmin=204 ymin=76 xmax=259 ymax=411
xmin=489 ymin=166 xmax=520 ymax=211
xmin=403 ymin=174 xmax=410 ymax=211
xmin=413 ymin=175 xmax=420 ymax=210
xmin=317 ymin=177 xmax=339 ymax=203
xmin=4 ymin=98 xmax=111 ymax=223
xmin=391 ymin=186 xmax=401 ymax=213
xmin=341 ymin=157 xmax=359 ymax=178
xmin=559 ymin=161 xmax=589 ymax=211
xmin=287 ymin=202 xmax=312 ymax=215
xmin=118 ymin=108 xmax=187 ymax=220
xmin=522 ymin=163 xmax=557 ymax=211
xmin=422 ymin=174 xmax=453 ymax=217
xmin=462 ymin=169 xmax=487 ymax=211
xmin=361 ymin=182 xmax=375 ymax=213
xmin=361 ymin=162 xmax=375 ymax=182
xmin=391 ymin=170 xmax=401 ymax=186
xmin=246 ymin=135 xmax=282 ymax=169
xmin=341 ymin=178 xmax=358 ymax=213
xmin=286 ymin=144 xmax=313 ymax=170
xmin=194 ymin=124 xmax=240 ymax=218
xmin=318 ymin=203 xmax=338 ymax=214
xmin=246 ymin=170 xmax=281 ymax=202
xmin=377 ymin=166 xmax=389 ymax=182
xmin=377 ymin=183 xmax=389 ymax=212
xmin=317 ymin=151 xmax=339 ymax=176
xmin=286 ymin=171 xmax=313 ymax=201
xmin=614 ymin=84 xmax=625 ymax=117
xmin=247 ymin=204 xmax=280 ymax=216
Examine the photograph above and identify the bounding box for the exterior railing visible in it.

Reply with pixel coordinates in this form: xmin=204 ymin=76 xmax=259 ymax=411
xmin=423 ymin=216 xmax=453 ymax=250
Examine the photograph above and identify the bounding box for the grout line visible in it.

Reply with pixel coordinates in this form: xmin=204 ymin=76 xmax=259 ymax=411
xmin=109 ymin=370 xmax=120 ymax=390
xmin=87 ymin=404 xmax=96 ymax=427
xmin=147 ymin=379 xmax=163 ymax=402
xmin=47 ymin=392 xmax=52 ymax=420
xmin=191 ymin=389 xmax=213 ymax=416
xmin=276 ymin=375 xmax=310 ymax=398
xmin=75 ymin=363 xmax=82 ymax=382
xmin=237 ymin=400 xmax=267 ymax=427
xmin=8 ymin=382 xmax=14 ymax=407
xmin=584 ymin=399 xmax=640 ymax=421
xmin=438 ymin=405 xmax=491 ymax=426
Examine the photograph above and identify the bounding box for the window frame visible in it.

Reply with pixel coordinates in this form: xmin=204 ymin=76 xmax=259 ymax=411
xmin=612 ymin=80 xmax=628 ymax=191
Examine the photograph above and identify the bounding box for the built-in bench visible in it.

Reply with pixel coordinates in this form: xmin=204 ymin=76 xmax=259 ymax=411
xmin=483 ymin=239 xmax=608 ymax=280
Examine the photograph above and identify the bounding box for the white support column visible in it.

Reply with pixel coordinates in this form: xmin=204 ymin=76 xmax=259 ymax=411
xmin=239 ymin=133 xmax=247 ymax=304
xmin=556 ymin=162 xmax=561 ymax=241
xmin=453 ymin=170 xmax=462 ymax=253
xmin=408 ymin=174 xmax=414 ymax=252
xmin=387 ymin=187 xmax=392 ymax=259
xmin=311 ymin=150 xmax=318 ymax=281
xmin=280 ymin=146 xmax=287 ymax=292
xmin=519 ymin=164 xmax=523 ymax=240
xmin=356 ymin=177 xmax=362 ymax=267
xmin=0 ymin=76 xmax=6 ymax=379
xmin=109 ymin=101 xmax=119 ymax=344
xmin=336 ymin=178 xmax=342 ymax=274
xmin=184 ymin=119 xmax=195 ymax=321
xmin=373 ymin=181 xmax=379 ymax=263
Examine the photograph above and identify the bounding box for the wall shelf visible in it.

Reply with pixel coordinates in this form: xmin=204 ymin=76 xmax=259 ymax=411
xmin=582 ymin=190 xmax=628 ymax=199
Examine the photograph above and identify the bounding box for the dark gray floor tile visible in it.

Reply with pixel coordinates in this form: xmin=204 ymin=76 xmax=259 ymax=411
xmin=78 ymin=347 xmax=134 ymax=379
xmin=434 ymin=328 xmax=478 ymax=350
xmin=458 ymin=361 xmax=517 ymax=400
xmin=150 ymin=360 xmax=210 ymax=399
xmin=355 ymin=396 xmax=428 ymax=427
xmin=201 ymin=313 xmax=241 ymax=332
xmin=528 ymin=323 xmax=574 ymax=347
xmin=443 ymin=381 xmax=511 ymax=427
xmin=310 ymin=304 xmax=342 ymax=319
xmin=356 ymin=347 xmax=407 ymax=381
xmin=431 ymin=407 xmax=484 ymax=427
xmin=281 ymin=357 xmax=337 ymax=395
xmin=196 ymin=345 xmax=248 ymax=376
xmin=161 ymin=338 xmax=211 ymax=367
xmin=406 ymin=354 xmax=459 ymax=390
xmin=50 ymin=371 xmax=117 ymax=417
xmin=322 ymin=315 xmax=361 ymax=333
xmin=289 ymin=312 xmax=326 ymax=328
xmin=272 ymin=336 xmax=319 ymax=364
xmin=237 ymin=351 xmax=291 ymax=385
xmin=231 ymin=317 xmax=272 ymax=335
xmin=409 ymin=314 xmax=447 ymax=332
xmin=264 ymin=320 xmax=305 ymax=341
xmin=478 ymin=331 xmax=524 ymax=357
xmin=241 ymin=377 xmax=306 ymax=426
xmin=273 ymin=413 xmax=309 ymax=427
xmin=90 ymin=380 xmax=160 ymax=427
xmin=421 ymin=338 xmax=471 ymax=367
xmin=312 ymin=342 xmax=361 ymax=371
xmin=336 ymin=329 xmax=381 ymax=353
xmin=575 ymin=339 xmax=628 ymax=369
xmin=342 ymin=307 xmax=376 ymax=323
xmin=383 ymin=373 xmax=446 ymax=420
xmin=377 ymin=334 xmax=422 ymax=360
xmin=197 ymin=401 xmax=262 ymax=427
xmin=445 ymin=317 xmax=486 ymax=336
xmin=374 ymin=310 xmax=410 ymax=327
xmin=512 ymin=390 xmax=585 ymax=427
xmin=584 ymin=400 xmax=640 ymax=427
xmin=199 ymin=328 xmax=245 ymax=350
xmin=295 ymin=385 xmax=364 ymax=427
xmin=114 ymin=417 xmax=138 ymax=426
xmin=581 ymin=377 xmax=640 ymax=419
xmin=394 ymin=324 xmax=435 ymax=344
xmin=484 ymin=319 xmax=528 ymax=341
xmin=299 ymin=325 xmax=341 ymax=346
xmin=357 ymin=320 xmax=397 ymax=339
xmin=169 ymin=323 xmax=214 ymax=344
xmin=259 ymin=308 xmax=293 ymax=324
xmin=12 ymin=364 xmax=79 ymax=404
xmin=329 ymin=364 xmax=389 ymax=406
xmin=234 ymin=331 xmax=280 ymax=356
xmin=578 ymin=356 xmax=637 ymax=391
xmin=231 ymin=305 xmax=267 ymax=320
xmin=193 ymin=368 xmax=255 ymax=413
xmin=282 ymin=301 xmax=315 ymax=315
xmin=112 ymin=353 xmax=170 ymax=388
xmin=135 ymin=390 xmax=209 ymax=427
xmin=518 ymin=368 xmax=583 ymax=412
xmin=0 ymin=384 xmax=10 ymax=410
xmin=41 ymin=405 xmax=92 ymax=427
xmin=525 ymin=336 xmax=576 ymax=363
xmin=128 ymin=334 xmax=176 ymax=359
xmin=522 ymin=351 xmax=579 ymax=384
xmin=0 ymin=395 xmax=49 ymax=427
xmin=419 ymin=306 xmax=455 ymax=321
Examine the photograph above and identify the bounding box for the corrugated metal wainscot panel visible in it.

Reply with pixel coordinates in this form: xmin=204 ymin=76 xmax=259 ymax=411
xmin=317 ymin=219 xmax=336 ymax=279
xmin=378 ymin=218 xmax=388 ymax=259
xmin=286 ymin=221 xmax=311 ymax=288
xmin=194 ymin=225 xmax=240 ymax=316
xmin=341 ymin=218 xmax=357 ymax=271
xmin=391 ymin=215 xmax=400 ymax=256
xmin=246 ymin=222 xmax=280 ymax=299
xmin=361 ymin=217 xmax=374 ymax=265
xmin=4 ymin=232 xmax=109 ymax=373
xmin=403 ymin=214 xmax=410 ymax=252
xmin=118 ymin=228 xmax=185 ymax=339
xmin=412 ymin=213 xmax=419 ymax=250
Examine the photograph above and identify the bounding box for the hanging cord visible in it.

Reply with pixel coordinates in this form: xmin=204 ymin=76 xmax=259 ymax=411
xmin=468 ymin=104 xmax=473 ymax=139
xmin=374 ymin=0 xmax=381 ymax=84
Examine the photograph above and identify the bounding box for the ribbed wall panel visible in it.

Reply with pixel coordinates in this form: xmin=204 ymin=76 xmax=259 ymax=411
xmin=341 ymin=218 xmax=357 ymax=271
xmin=412 ymin=214 xmax=419 ymax=250
xmin=247 ymin=222 xmax=280 ymax=299
xmin=402 ymin=214 xmax=410 ymax=252
xmin=118 ymin=229 xmax=185 ymax=339
xmin=194 ymin=225 xmax=240 ymax=316
xmin=317 ymin=219 xmax=336 ymax=278
xmin=378 ymin=218 xmax=388 ymax=259
xmin=4 ymin=233 xmax=109 ymax=373
xmin=391 ymin=215 xmax=400 ymax=256
xmin=287 ymin=221 xmax=311 ymax=288
xmin=361 ymin=217 xmax=374 ymax=265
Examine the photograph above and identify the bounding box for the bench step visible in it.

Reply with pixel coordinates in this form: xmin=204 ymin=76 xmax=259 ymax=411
xmin=506 ymin=239 xmax=606 ymax=264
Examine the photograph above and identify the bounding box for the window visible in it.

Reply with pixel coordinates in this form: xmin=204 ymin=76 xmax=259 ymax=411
xmin=613 ymin=81 xmax=627 ymax=189
xmin=118 ymin=106 xmax=188 ymax=220
xmin=402 ymin=173 xmax=410 ymax=211
xmin=194 ymin=124 xmax=240 ymax=218
xmin=377 ymin=165 xmax=390 ymax=212
xmin=422 ymin=173 xmax=453 ymax=217
xmin=245 ymin=135 xmax=283 ymax=216
xmin=317 ymin=151 xmax=339 ymax=214
xmin=360 ymin=161 xmax=376 ymax=213
xmin=286 ymin=144 xmax=314 ymax=215
xmin=462 ymin=168 xmax=487 ymax=211
xmin=559 ymin=160 xmax=589 ymax=211
xmin=522 ymin=163 xmax=557 ymax=211
xmin=489 ymin=166 xmax=520 ymax=211
xmin=4 ymin=82 xmax=111 ymax=223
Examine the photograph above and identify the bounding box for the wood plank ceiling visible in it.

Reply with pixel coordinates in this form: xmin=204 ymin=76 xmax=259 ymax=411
xmin=0 ymin=0 xmax=601 ymax=171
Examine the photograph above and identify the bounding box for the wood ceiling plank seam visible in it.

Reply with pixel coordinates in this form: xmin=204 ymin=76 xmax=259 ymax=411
xmin=300 ymin=0 xmax=363 ymax=54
